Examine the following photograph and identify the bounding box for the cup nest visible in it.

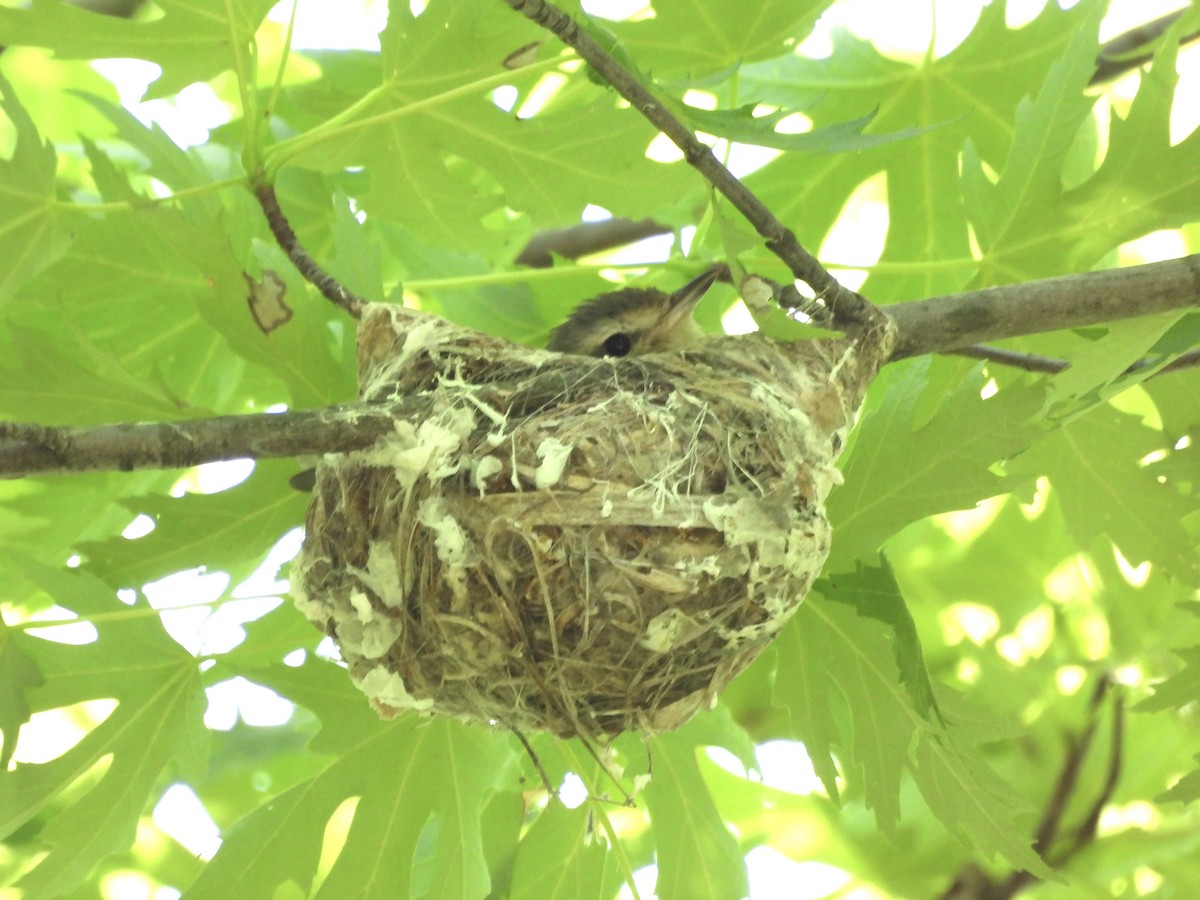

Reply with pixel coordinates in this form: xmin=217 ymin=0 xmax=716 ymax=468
xmin=292 ymin=303 xmax=893 ymax=737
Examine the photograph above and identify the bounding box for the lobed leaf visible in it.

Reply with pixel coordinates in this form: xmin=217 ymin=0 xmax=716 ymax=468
xmin=0 ymin=555 xmax=207 ymax=896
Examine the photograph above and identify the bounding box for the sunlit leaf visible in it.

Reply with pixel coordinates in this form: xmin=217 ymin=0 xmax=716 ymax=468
xmin=1 ymin=0 xmax=1198 ymax=896
xmin=0 ymin=74 xmax=71 ymax=305
xmin=0 ymin=556 xmax=207 ymax=896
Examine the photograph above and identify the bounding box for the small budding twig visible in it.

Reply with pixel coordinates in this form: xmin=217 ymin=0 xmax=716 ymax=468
xmin=254 ymin=182 xmax=367 ymax=319
xmin=500 ymin=0 xmax=881 ymax=334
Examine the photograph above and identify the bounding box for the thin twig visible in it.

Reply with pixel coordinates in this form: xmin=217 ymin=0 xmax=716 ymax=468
xmin=499 ymin=0 xmax=880 ymax=333
xmin=939 ymin=676 xmax=1124 ymax=900
xmin=1131 ymin=348 xmax=1200 ymax=376
xmin=949 ymin=345 xmax=1069 ymax=373
xmin=1033 ymin=677 xmax=1112 ymax=858
xmin=515 ymin=217 xmax=673 ymax=267
xmin=1091 ymin=9 xmax=1200 ymax=85
xmin=510 ymin=728 xmax=557 ymax=797
xmin=941 ymin=343 xmax=1200 ymax=378
xmin=254 ymin=183 xmax=366 ymax=319
xmin=1049 ymin=690 xmax=1124 ymax=866
xmin=503 ymin=10 xmax=1200 ymax=272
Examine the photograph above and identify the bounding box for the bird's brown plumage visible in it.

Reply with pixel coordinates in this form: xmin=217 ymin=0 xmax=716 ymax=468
xmin=546 ymin=268 xmax=720 ymax=357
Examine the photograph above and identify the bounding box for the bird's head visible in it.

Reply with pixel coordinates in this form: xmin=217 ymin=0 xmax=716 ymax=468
xmin=546 ymin=268 xmax=720 ymax=357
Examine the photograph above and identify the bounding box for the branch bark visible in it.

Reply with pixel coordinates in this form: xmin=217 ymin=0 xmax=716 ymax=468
xmin=255 ymin=183 xmax=366 ymax=319
xmin=3 ymin=7 xmax=1199 ymax=482
xmin=0 ymin=405 xmax=413 ymax=479
xmin=886 ymin=255 xmax=1200 ymax=360
xmin=4 ymin=252 xmax=1196 ymax=480
xmin=515 ymin=217 xmax=673 ymax=267
xmin=4 ymin=252 xmax=1199 ymax=480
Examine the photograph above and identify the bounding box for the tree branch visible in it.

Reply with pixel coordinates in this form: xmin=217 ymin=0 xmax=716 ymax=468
xmin=948 ymin=345 xmax=1070 ymax=373
xmin=4 ymin=8 xmax=1199 ymax=483
xmin=940 ymin=677 xmax=1124 ymax=899
xmin=0 ymin=356 xmax=664 ymax=479
xmin=0 ymin=404 xmax=414 ymax=479
xmin=1091 ymin=9 xmax=1200 ymax=85
xmin=254 ymin=183 xmax=366 ymax=319
xmin=515 ymin=217 xmax=673 ymax=267
xmin=949 ymin=346 xmax=1200 ymax=377
xmin=499 ymin=0 xmax=879 ymax=332
xmin=505 ymin=9 xmax=1200 ymax=272
xmin=886 ymin=255 xmax=1200 ymax=361
xmin=3 ymin=253 xmax=1197 ymax=479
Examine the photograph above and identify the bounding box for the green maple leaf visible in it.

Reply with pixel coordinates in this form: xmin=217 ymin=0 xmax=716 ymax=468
xmin=735 ymin=0 xmax=1104 ymax=300
xmin=1041 ymin=312 xmax=1193 ymax=420
xmin=0 ymin=0 xmax=278 ymax=98
xmin=683 ymin=103 xmax=949 ymax=153
xmin=506 ymin=801 xmax=620 ymax=899
xmin=0 ymin=620 xmax=45 ymax=770
xmin=963 ymin=7 xmax=1200 ymax=282
xmin=5 ymin=137 xmax=304 ymax=418
xmin=960 ymin=2 xmax=1104 ymax=283
xmin=777 ymin=595 xmax=912 ymax=829
xmin=1160 ymin=756 xmax=1200 ymax=804
xmin=0 ymin=73 xmax=71 ymax=306
xmin=607 ymin=0 xmax=831 ymax=75
xmin=910 ymin=732 xmax=1049 ymax=877
xmin=1139 ymin=647 xmax=1200 ymax=714
xmin=271 ymin=0 xmax=699 ymax=254
xmin=188 ymin=659 xmax=514 ymax=900
xmin=77 ymin=460 xmax=308 ymax=589
xmin=1062 ymin=25 xmax=1200 ymax=269
xmin=0 ymin=317 xmax=187 ymax=424
xmin=1010 ymin=406 xmax=1200 ymax=581
xmin=0 ymin=471 xmax=180 ymax=577
xmin=0 ymin=555 xmax=207 ymax=897
xmin=75 ymin=93 xmax=214 ymax=198
xmin=828 ymin=360 xmax=1046 ymax=566
xmin=644 ymin=728 xmax=750 ymax=900
xmin=378 ymin=219 xmax=596 ymax=345
xmin=818 ymin=560 xmax=940 ymax=722
xmin=776 ymin=592 xmax=1049 ymax=876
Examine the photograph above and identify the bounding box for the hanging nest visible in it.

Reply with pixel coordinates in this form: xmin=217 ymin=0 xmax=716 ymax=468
xmin=292 ymin=302 xmax=894 ymax=738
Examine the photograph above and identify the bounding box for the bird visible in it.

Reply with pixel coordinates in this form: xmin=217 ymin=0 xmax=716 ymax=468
xmin=546 ymin=267 xmax=721 ymax=357
xmin=289 ymin=268 xmax=720 ymax=492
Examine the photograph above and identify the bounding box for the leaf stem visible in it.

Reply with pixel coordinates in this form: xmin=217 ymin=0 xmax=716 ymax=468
xmin=265 ymin=0 xmax=301 ymax=125
xmin=558 ymin=742 xmax=643 ymax=900
xmin=230 ymin=10 xmax=261 ymax=175
xmin=56 ymin=177 xmax=246 ymax=213
xmin=262 ymin=55 xmax=568 ymax=176
xmin=403 ymin=259 xmax=688 ymax=291
xmin=6 ymin=594 xmax=279 ymax=633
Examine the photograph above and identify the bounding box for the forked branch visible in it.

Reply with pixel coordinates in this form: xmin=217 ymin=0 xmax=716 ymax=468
xmin=500 ymin=0 xmax=880 ymax=332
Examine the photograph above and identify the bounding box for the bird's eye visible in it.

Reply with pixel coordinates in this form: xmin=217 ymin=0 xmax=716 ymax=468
xmin=601 ymin=333 xmax=633 ymax=357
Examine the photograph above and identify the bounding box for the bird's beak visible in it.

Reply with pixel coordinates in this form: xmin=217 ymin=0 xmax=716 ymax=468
xmin=657 ymin=266 xmax=720 ymax=336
